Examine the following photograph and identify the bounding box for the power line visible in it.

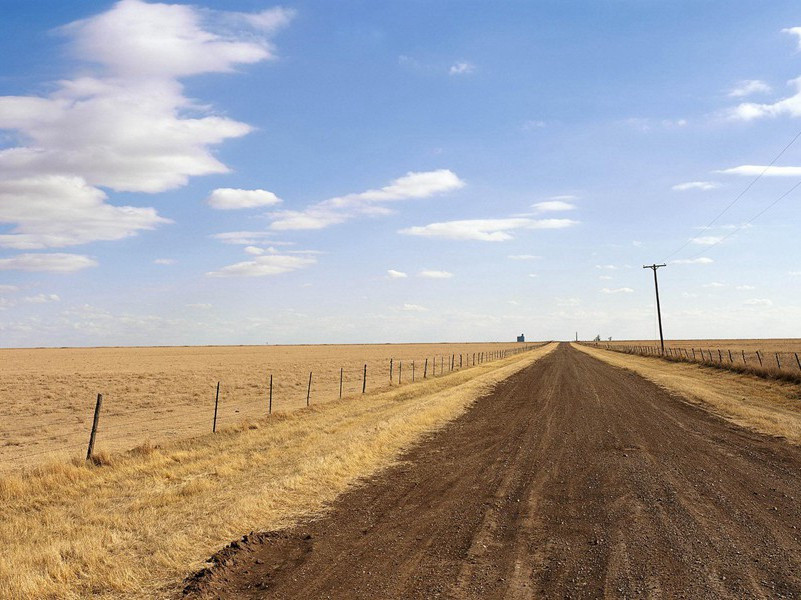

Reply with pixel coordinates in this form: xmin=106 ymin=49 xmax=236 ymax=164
xmin=681 ymin=178 xmax=801 ymax=261
xmin=663 ymin=126 xmax=801 ymax=262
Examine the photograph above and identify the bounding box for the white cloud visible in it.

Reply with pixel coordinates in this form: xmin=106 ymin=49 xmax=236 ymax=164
xmin=672 ymin=181 xmax=721 ymax=191
xmin=0 ymin=285 xmax=19 ymax=292
xmin=207 ymin=252 xmax=316 ymax=277
xmin=507 ymin=254 xmax=541 ymax=260
xmin=63 ymin=0 xmax=289 ymax=78
xmin=727 ymin=75 xmax=801 ymax=121
xmin=240 ymin=7 xmax=296 ymax=32
xmin=0 ymin=0 xmax=292 ymax=254
xmin=702 ymin=282 xmax=726 ymax=288
xmin=24 ymin=293 xmax=60 ymax=303
xmin=528 ymin=273 xmax=538 ymax=278
xmin=692 ymin=235 xmax=724 ymax=245
xmin=0 ymin=253 xmax=98 ymax=272
xmin=449 ymin=62 xmax=474 ymax=75
xmin=270 ymin=169 xmax=465 ymax=231
xmin=736 ymin=284 xmax=756 ymax=290
xmin=400 ymin=217 xmax=577 ymax=241
xmin=419 ymin=270 xmax=453 ymax=279
xmin=522 ymin=120 xmax=546 ymax=130
xmin=531 ymin=200 xmax=576 ymax=212
xmin=728 ymin=80 xmax=772 ymax=98
xmin=0 ymin=175 xmax=170 ymax=249
xmin=783 ymin=26 xmax=801 ymax=49
xmin=598 ymin=275 xmax=613 ymax=280
xmin=211 ymin=231 xmax=290 ymax=245
xmin=207 ymin=188 xmax=282 ymax=210
xmin=601 ymin=287 xmax=633 ymax=294
xmin=186 ymin=302 xmax=212 ymax=309
xmin=387 ymin=269 xmax=407 ymax=279
xmin=244 ymin=246 xmax=265 ymax=255
xmin=718 ymin=165 xmax=801 ymax=177
xmin=153 ymin=258 xmax=176 ymax=265
xmin=671 ymin=257 xmax=714 ymax=265
xmin=595 ymin=264 xmax=619 ymax=270
xmin=401 ymin=303 xmax=427 ymax=312
xmin=744 ymin=298 xmax=773 ymax=306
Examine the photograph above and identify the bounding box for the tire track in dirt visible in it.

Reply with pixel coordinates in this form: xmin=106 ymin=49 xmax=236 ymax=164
xmin=184 ymin=343 xmax=801 ymax=599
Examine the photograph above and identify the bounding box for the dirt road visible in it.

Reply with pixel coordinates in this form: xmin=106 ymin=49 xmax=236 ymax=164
xmin=185 ymin=343 xmax=801 ymax=599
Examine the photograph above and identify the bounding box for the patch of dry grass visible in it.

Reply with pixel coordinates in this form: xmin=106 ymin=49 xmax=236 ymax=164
xmin=0 ymin=342 xmax=538 ymax=470
xmin=572 ymin=343 xmax=801 ymax=445
xmin=591 ymin=339 xmax=801 ymax=385
xmin=0 ymin=343 xmax=555 ymax=600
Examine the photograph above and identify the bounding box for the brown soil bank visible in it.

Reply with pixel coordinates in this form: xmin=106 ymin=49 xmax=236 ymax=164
xmin=185 ymin=343 xmax=801 ymax=599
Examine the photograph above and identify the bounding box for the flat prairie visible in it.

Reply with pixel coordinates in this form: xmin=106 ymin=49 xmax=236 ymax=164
xmin=603 ymin=338 xmax=801 ymax=353
xmin=0 ymin=342 xmax=534 ymax=470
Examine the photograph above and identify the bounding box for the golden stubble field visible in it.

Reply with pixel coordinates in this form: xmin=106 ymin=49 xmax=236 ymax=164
xmin=0 ymin=342 xmax=536 ymax=470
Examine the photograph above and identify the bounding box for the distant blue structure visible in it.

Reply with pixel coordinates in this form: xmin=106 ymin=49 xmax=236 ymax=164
xmin=517 ymin=333 xmax=525 ymax=343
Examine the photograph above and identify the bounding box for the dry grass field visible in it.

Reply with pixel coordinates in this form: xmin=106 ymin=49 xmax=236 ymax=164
xmin=0 ymin=343 xmax=555 ymax=600
xmin=0 ymin=342 xmax=536 ymax=470
xmin=595 ymin=338 xmax=801 ymax=381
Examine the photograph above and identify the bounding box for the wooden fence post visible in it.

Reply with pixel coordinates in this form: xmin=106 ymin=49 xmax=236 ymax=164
xmin=86 ymin=393 xmax=103 ymax=461
xmin=307 ymin=372 xmax=312 ymax=406
xmin=389 ymin=358 xmax=393 ymax=384
xmin=757 ymin=350 xmax=763 ymax=367
xmin=213 ymin=382 xmax=220 ymax=433
xmin=339 ymin=368 xmax=343 ymax=399
xmin=412 ymin=361 xmax=415 ymax=381
xmin=269 ymin=374 xmax=273 ymax=414
xmin=795 ymin=353 xmax=801 ymax=371
xmin=362 ymin=364 xmax=367 ymax=393
xmin=776 ymin=353 xmax=781 ymax=369
xmin=398 ymin=361 xmax=402 ymax=384
xmin=424 ymin=358 xmax=428 ymax=378
xmin=728 ymin=349 xmax=733 ymax=363
xmin=742 ymin=350 xmax=746 ymax=365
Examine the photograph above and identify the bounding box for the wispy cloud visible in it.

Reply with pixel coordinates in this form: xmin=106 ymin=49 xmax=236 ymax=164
xmin=702 ymin=282 xmax=726 ymax=288
xmin=672 ymin=181 xmax=721 ymax=191
xmin=269 ymin=169 xmax=465 ymax=231
xmin=507 ymin=254 xmax=541 ymax=261
xmin=387 ymin=269 xmax=408 ymax=279
xmin=153 ymin=258 xmax=176 ymax=265
xmin=206 ymin=188 xmax=282 ymax=210
xmin=718 ymin=165 xmax=801 ymax=176
xmin=0 ymin=253 xmax=97 ymax=272
xmin=672 ymin=257 xmax=714 ymax=265
xmin=211 ymin=231 xmax=291 ymax=245
xmin=692 ymin=235 xmax=724 ymax=245
xmin=401 ymin=303 xmax=428 ymax=312
xmin=24 ymin=293 xmax=60 ymax=303
xmin=207 ymin=251 xmax=317 ymax=277
xmin=736 ymin=284 xmax=756 ymax=290
xmin=400 ymin=217 xmax=577 ymax=241
xmin=419 ymin=269 xmax=453 ymax=279
xmin=595 ymin=264 xmax=619 ymax=270
xmin=449 ymin=61 xmax=474 ymax=75
xmin=744 ymin=298 xmax=773 ymax=306
xmin=601 ymin=287 xmax=633 ymax=294
xmin=728 ymin=79 xmax=772 ymax=98
xmin=531 ymin=200 xmax=576 ymax=212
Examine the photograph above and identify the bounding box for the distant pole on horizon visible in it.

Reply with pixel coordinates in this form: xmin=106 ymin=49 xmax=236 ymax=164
xmin=643 ymin=263 xmax=666 ymax=354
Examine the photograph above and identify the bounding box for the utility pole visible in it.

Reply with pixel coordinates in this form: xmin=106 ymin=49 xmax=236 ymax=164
xmin=643 ymin=264 xmax=666 ymax=354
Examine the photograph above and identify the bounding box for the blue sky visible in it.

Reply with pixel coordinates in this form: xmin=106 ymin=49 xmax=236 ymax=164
xmin=1 ymin=0 xmax=801 ymax=346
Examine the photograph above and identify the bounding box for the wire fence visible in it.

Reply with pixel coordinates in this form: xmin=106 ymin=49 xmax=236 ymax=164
xmin=1 ymin=343 xmax=544 ymax=470
xmin=585 ymin=342 xmax=801 ymax=385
